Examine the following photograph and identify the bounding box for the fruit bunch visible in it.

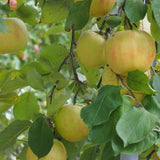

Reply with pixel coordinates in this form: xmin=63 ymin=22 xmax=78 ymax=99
xmin=77 ymin=29 xmax=155 ymax=104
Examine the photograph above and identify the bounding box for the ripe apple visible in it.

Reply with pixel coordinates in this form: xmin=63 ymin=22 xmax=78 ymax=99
xmin=102 ymin=65 xmax=149 ymax=105
xmin=54 ymin=104 xmax=89 ymax=142
xmin=26 ymin=139 xmax=67 ymax=160
xmin=77 ymin=31 xmax=107 ymax=68
xmin=10 ymin=0 xmax=18 ymax=10
xmin=105 ymin=30 xmax=156 ymax=75
xmin=89 ymin=0 xmax=115 ymax=17
xmin=0 ymin=18 xmax=28 ymax=54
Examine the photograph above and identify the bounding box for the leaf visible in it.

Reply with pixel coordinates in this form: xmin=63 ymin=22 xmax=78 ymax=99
xmin=47 ymin=88 xmax=72 ymax=116
xmin=21 ymin=64 xmax=44 ymax=91
xmin=124 ymin=0 xmax=147 ymax=23
xmin=81 ymin=85 xmax=123 ymax=127
xmin=0 ymin=92 xmax=20 ymax=104
xmin=152 ymin=73 xmax=160 ymax=103
xmin=1 ymin=70 xmax=28 ymax=93
xmin=79 ymin=145 xmax=98 ymax=160
xmin=89 ymin=96 xmax=133 ymax=144
xmin=101 ymin=142 xmax=120 ymax=160
xmin=0 ymin=104 xmax=12 ymax=114
xmin=13 ymin=3 xmax=40 ymax=25
xmin=13 ymin=92 xmax=40 ymax=120
xmin=106 ymin=16 xmax=122 ymax=27
xmin=0 ymin=120 xmax=31 ymax=152
xmin=28 ymin=116 xmax=54 ymax=158
xmin=80 ymin=62 xmax=100 ymax=87
xmin=116 ymin=107 xmax=158 ymax=146
xmin=40 ymin=0 xmax=73 ymax=24
xmin=152 ymin=0 xmax=160 ymax=27
xmin=65 ymin=0 xmax=91 ymax=31
xmin=0 ymin=3 xmax=10 ymax=15
xmin=0 ymin=16 xmax=9 ymax=33
xmin=62 ymin=139 xmax=86 ymax=160
xmin=142 ymin=95 xmax=160 ymax=119
xmin=127 ymin=70 xmax=157 ymax=95
xmin=44 ymin=72 xmax=69 ymax=89
xmin=40 ymin=44 xmax=68 ymax=71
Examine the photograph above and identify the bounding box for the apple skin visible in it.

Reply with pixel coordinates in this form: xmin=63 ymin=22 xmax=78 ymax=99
xmin=26 ymin=139 xmax=67 ymax=160
xmin=89 ymin=0 xmax=115 ymax=17
xmin=0 ymin=18 xmax=28 ymax=54
xmin=102 ymin=65 xmax=148 ymax=105
xmin=54 ymin=104 xmax=89 ymax=142
xmin=105 ymin=30 xmax=156 ymax=76
xmin=77 ymin=31 xmax=107 ymax=68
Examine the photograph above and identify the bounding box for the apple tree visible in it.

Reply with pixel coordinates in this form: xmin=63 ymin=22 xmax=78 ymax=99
xmin=0 ymin=0 xmax=160 ymax=159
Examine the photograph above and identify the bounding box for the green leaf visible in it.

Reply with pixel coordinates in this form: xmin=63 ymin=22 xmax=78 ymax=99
xmin=21 ymin=64 xmax=44 ymax=91
xmin=0 ymin=103 xmax=12 ymax=114
xmin=0 ymin=3 xmax=10 ymax=15
xmin=40 ymin=0 xmax=72 ymax=24
xmin=116 ymin=107 xmax=158 ymax=146
xmin=142 ymin=95 xmax=160 ymax=119
xmin=106 ymin=16 xmax=122 ymax=27
xmin=65 ymin=0 xmax=91 ymax=31
xmin=18 ymin=144 xmax=28 ymax=160
xmin=40 ymin=44 xmax=68 ymax=71
xmin=1 ymin=70 xmax=28 ymax=93
xmin=62 ymin=139 xmax=86 ymax=160
xmin=89 ymin=96 xmax=133 ymax=144
xmin=13 ymin=92 xmax=40 ymax=120
xmin=101 ymin=142 xmax=120 ymax=160
xmin=124 ymin=0 xmax=147 ymax=23
xmin=150 ymin=15 xmax=160 ymax=42
xmin=80 ymin=62 xmax=100 ymax=87
xmin=0 ymin=92 xmax=20 ymax=104
xmin=79 ymin=145 xmax=99 ymax=160
xmin=81 ymin=85 xmax=123 ymax=127
xmin=127 ymin=70 xmax=157 ymax=95
xmin=122 ymin=131 xmax=159 ymax=154
xmin=152 ymin=73 xmax=160 ymax=103
xmin=0 ymin=16 xmax=9 ymax=33
xmin=0 ymin=120 xmax=31 ymax=152
xmin=152 ymin=0 xmax=160 ymax=27
xmin=47 ymin=88 xmax=72 ymax=116
xmin=44 ymin=72 xmax=69 ymax=89
xmin=28 ymin=116 xmax=54 ymax=159
xmin=47 ymin=24 xmax=65 ymax=35
xmin=13 ymin=3 xmax=40 ymax=25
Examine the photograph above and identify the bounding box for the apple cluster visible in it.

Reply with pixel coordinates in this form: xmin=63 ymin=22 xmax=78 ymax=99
xmin=77 ymin=30 xmax=156 ymax=104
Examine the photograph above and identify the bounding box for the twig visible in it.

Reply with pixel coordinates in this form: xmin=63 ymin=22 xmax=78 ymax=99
xmin=17 ymin=139 xmax=28 ymax=143
xmin=8 ymin=0 xmax=10 ymax=4
xmin=97 ymin=76 xmax=102 ymax=88
xmin=74 ymin=88 xmax=80 ymax=104
xmin=116 ymin=74 xmax=143 ymax=107
xmin=49 ymin=85 xmax=56 ymax=104
xmin=146 ymin=149 xmax=156 ymax=160
xmin=46 ymin=117 xmax=54 ymax=132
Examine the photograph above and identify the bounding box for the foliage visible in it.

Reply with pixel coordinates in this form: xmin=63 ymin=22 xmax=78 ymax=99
xmin=0 ymin=0 xmax=160 ymax=160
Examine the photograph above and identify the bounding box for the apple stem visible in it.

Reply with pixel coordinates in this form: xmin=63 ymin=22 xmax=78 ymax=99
xmin=116 ymin=74 xmax=144 ymax=107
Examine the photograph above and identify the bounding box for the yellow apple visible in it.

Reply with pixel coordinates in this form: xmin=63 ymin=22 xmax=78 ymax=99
xmin=0 ymin=17 xmax=28 ymax=54
xmin=26 ymin=139 xmax=67 ymax=160
xmin=77 ymin=31 xmax=107 ymax=68
xmin=54 ymin=104 xmax=89 ymax=142
xmin=105 ymin=30 xmax=156 ymax=75
xmin=89 ymin=0 xmax=115 ymax=17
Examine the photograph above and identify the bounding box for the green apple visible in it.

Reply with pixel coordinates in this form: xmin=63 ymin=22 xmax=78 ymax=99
xmin=105 ymin=30 xmax=155 ymax=75
xmin=77 ymin=31 xmax=107 ymax=68
xmin=54 ymin=104 xmax=89 ymax=142
xmin=0 ymin=17 xmax=28 ymax=54
xmin=89 ymin=0 xmax=115 ymax=17
xmin=26 ymin=139 xmax=67 ymax=160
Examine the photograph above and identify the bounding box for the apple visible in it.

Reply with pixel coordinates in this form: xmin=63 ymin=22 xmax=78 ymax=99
xmin=54 ymin=104 xmax=89 ymax=142
xmin=77 ymin=31 xmax=107 ymax=68
xmin=10 ymin=0 xmax=18 ymax=10
xmin=0 ymin=18 xmax=28 ymax=54
xmin=105 ymin=30 xmax=156 ymax=75
xmin=89 ymin=0 xmax=115 ymax=17
xmin=102 ymin=65 xmax=149 ymax=105
xmin=26 ymin=139 xmax=67 ymax=160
